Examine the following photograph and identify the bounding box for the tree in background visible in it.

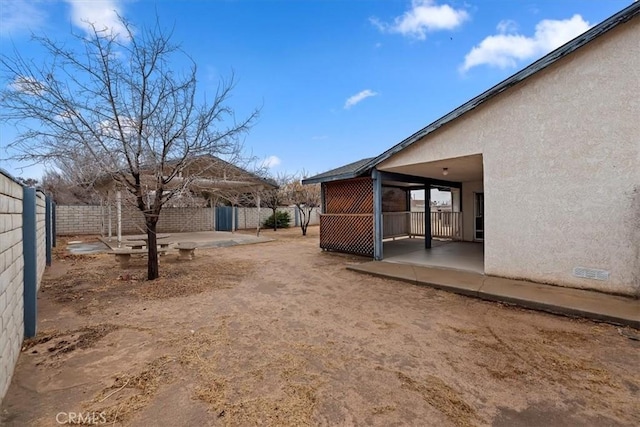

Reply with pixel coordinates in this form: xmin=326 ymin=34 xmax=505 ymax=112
xmin=1 ymin=17 xmax=256 ymax=280
xmin=286 ymin=176 xmax=321 ymax=236
xmin=260 ymin=172 xmax=292 ymax=231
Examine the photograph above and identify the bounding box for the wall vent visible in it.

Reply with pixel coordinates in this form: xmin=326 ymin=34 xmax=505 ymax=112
xmin=573 ymin=267 xmax=610 ymax=281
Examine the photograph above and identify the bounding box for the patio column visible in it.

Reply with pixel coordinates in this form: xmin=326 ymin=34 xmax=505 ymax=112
xmin=372 ymin=169 xmax=383 ymax=260
xmin=425 ymin=183 xmax=432 ymax=249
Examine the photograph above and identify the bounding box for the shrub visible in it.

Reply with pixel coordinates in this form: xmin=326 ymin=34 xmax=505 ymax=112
xmin=263 ymin=211 xmax=291 ymax=229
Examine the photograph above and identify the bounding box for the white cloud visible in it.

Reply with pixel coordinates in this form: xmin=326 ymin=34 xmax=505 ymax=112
xmin=371 ymin=0 xmax=469 ymax=40
xmin=344 ymin=89 xmax=378 ymax=109
xmin=0 ymin=0 xmax=48 ymax=38
xmin=10 ymin=76 xmax=46 ymax=95
xmin=64 ymin=0 xmax=128 ymax=41
xmin=262 ymin=155 xmax=281 ymax=169
xmin=461 ymin=14 xmax=591 ymax=72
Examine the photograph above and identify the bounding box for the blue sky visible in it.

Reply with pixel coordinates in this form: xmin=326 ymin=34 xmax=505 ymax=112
xmin=0 ymin=0 xmax=633 ymax=181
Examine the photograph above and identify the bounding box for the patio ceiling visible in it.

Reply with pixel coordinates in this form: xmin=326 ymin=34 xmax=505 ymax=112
xmin=379 ymin=154 xmax=483 ymax=183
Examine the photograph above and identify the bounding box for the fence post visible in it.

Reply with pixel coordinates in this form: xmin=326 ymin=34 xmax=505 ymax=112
xmin=45 ymin=196 xmax=52 ymax=266
xmin=22 ymin=187 xmax=37 ymax=338
xmin=52 ymin=201 xmax=56 ymax=247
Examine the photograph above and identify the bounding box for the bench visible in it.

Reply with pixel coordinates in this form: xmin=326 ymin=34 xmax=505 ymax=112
xmin=108 ymin=248 xmax=168 ymax=268
xmin=175 ymin=242 xmax=197 ymax=261
xmin=125 ymin=241 xmax=146 ymax=250
xmin=125 ymin=242 xmax=172 ymax=251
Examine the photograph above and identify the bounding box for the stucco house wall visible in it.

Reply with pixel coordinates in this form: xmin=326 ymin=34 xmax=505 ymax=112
xmin=378 ymin=19 xmax=639 ymax=295
xmin=461 ymin=180 xmax=483 ymax=242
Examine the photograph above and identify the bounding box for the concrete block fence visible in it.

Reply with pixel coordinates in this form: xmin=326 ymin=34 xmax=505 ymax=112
xmin=0 ymin=170 xmax=54 ymax=403
xmin=56 ymin=205 xmax=214 ymax=235
xmin=56 ymin=205 xmax=320 ymax=235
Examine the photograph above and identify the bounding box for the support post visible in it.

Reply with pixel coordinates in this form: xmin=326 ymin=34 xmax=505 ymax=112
xmin=256 ymin=193 xmax=261 ymax=236
xmin=214 ymin=196 xmax=217 ymax=231
xmin=52 ymin=201 xmax=56 ymax=247
xmin=100 ymin=198 xmax=105 ymax=237
xmin=372 ymin=169 xmax=383 ymax=260
xmin=425 ymin=183 xmax=432 ymax=249
xmin=107 ymin=191 xmax=112 ymax=240
xmin=116 ymin=190 xmax=122 ymax=243
xmin=45 ymin=196 xmax=52 ymax=266
xmin=231 ymin=204 xmax=235 ymax=233
xmin=22 ymin=187 xmax=37 ymax=338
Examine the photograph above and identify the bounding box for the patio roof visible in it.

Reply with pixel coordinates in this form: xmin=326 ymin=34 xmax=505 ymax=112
xmin=302 ymin=157 xmax=373 ymax=185
xmin=303 ymin=2 xmax=640 ymax=185
xmin=95 ymin=154 xmax=278 ymax=194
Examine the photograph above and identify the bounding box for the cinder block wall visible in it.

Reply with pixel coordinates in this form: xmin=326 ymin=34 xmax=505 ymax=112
xmin=55 ymin=204 xmax=320 ymax=235
xmin=237 ymin=207 xmax=320 ymax=230
xmin=0 ymin=172 xmax=25 ymax=402
xmin=56 ymin=205 xmax=214 ymax=235
xmin=36 ymin=191 xmax=46 ymax=287
xmin=237 ymin=207 xmax=282 ymax=229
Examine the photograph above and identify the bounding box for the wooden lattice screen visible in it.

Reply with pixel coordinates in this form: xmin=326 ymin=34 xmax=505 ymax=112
xmin=320 ymin=177 xmax=374 ymax=257
xmin=320 ymin=214 xmax=374 ymax=256
xmin=324 ymin=178 xmax=373 ymax=214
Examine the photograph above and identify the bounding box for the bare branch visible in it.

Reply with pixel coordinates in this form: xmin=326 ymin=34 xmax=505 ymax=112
xmin=0 ymin=15 xmax=258 ymax=279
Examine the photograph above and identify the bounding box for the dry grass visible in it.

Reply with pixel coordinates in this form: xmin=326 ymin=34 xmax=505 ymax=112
xmin=171 ymin=320 xmax=323 ymax=426
xmin=469 ymin=326 xmax=619 ymax=396
xmin=21 ymin=324 xmax=120 ymax=363
xmin=396 ymin=371 xmax=480 ymax=427
xmin=89 ymin=356 xmax=175 ymax=424
xmin=41 ymin=252 xmax=255 ymax=314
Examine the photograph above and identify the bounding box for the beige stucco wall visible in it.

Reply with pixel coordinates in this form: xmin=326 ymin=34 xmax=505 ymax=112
xmin=378 ymin=19 xmax=640 ymax=296
xmin=461 ymin=180 xmax=483 ymax=242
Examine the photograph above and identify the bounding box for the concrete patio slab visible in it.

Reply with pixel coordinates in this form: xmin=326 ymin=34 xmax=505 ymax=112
xmin=347 ymin=261 xmax=640 ymax=329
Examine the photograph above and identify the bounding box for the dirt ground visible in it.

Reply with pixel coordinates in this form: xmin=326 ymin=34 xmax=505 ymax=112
xmin=1 ymin=226 xmax=639 ymax=426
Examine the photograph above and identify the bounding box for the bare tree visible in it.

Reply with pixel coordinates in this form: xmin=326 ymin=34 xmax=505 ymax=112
xmin=261 ymin=172 xmax=292 ymax=231
xmin=1 ymin=17 xmax=257 ymax=279
xmin=42 ymin=169 xmax=101 ymax=205
xmin=286 ymin=176 xmax=321 ymax=236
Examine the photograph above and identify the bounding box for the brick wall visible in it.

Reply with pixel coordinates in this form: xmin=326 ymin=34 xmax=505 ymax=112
xmin=0 ymin=172 xmax=25 ymax=402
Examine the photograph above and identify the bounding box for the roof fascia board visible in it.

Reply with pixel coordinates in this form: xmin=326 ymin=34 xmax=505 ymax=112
xmin=302 ymin=171 xmax=367 ymax=185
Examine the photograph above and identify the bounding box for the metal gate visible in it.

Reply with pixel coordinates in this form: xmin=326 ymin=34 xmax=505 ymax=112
xmin=215 ymin=206 xmax=238 ymax=231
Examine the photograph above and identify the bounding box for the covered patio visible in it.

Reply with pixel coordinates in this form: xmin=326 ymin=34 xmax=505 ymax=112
xmin=383 ymin=237 xmax=484 ymax=274
xmin=302 ymin=153 xmax=484 ymax=274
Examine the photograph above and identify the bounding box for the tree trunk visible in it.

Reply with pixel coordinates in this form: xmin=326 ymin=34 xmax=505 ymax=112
xmin=272 ymin=207 xmax=277 ymax=231
xmin=146 ymin=218 xmax=159 ymax=280
xmin=300 ymin=207 xmax=313 ymax=236
xmin=300 ymin=207 xmax=308 ymax=236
